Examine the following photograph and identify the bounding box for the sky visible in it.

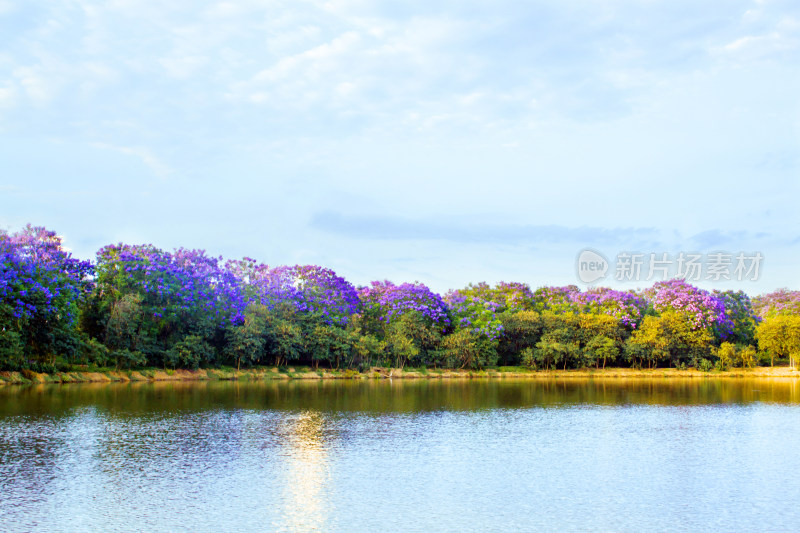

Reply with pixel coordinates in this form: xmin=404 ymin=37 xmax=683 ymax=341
xmin=1 ymin=0 xmax=798 ymax=294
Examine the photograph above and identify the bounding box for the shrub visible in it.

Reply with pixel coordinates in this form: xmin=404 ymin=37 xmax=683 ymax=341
xmin=520 ymin=347 xmax=536 ymax=369
xmin=111 ymin=349 xmax=146 ymax=369
xmin=717 ymin=342 xmax=737 ymax=371
xmin=440 ymin=329 xmax=499 ymax=369
xmin=0 ymin=330 xmax=24 ymax=370
xmin=697 ymin=358 xmax=714 ymax=372
xmin=166 ymin=335 xmax=214 ymax=369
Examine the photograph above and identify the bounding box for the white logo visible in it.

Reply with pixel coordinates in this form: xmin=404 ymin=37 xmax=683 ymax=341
xmin=576 ymin=249 xmax=608 ymax=284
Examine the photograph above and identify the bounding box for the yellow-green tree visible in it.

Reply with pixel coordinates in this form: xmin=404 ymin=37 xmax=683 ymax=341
xmin=626 ymin=311 xmax=714 ymax=368
xmin=756 ymin=316 xmax=800 ymax=367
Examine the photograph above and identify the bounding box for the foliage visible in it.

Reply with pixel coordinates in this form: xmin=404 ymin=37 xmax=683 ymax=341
xmin=166 ymin=334 xmax=215 ymax=369
xmin=714 ymin=289 xmax=759 ymax=345
xmin=237 ymin=263 xmax=361 ymax=326
xmin=445 ymin=289 xmax=504 ymax=340
xmin=644 ymin=279 xmax=733 ymax=340
xmin=529 ymin=285 xmax=647 ymax=330
xmin=0 ymin=225 xmax=93 ymax=363
xmin=752 ymin=289 xmax=800 ymax=318
xmin=625 ymin=312 xmax=714 ymax=368
xmin=584 ymin=334 xmax=619 ymax=369
xmin=439 ymin=329 xmax=499 ymax=369
xmin=359 ymin=280 xmax=450 ymax=331
xmin=3 ymin=222 xmax=800 ymax=374
xmin=756 ymin=315 xmax=800 ymax=367
xmin=111 ymin=348 xmax=146 ymax=369
xmin=570 ymin=288 xmax=648 ymax=329
xmin=520 ymin=347 xmax=536 ymax=369
xmin=716 ymin=342 xmax=737 ymax=370
xmin=458 ymin=282 xmax=534 ymax=312
xmin=225 ymin=304 xmax=268 ymax=370
xmin=534 ymin=312 xmax=581 ymax=369
xmin=697 ymin=358 xmax=714 ymax=372
xmin=531 ymin=285 xmax=581 ymax=313
xmin=0 ymin=330 xmax=24 ymax=370
xmin=497 ymin=311 xmax=542 ymax=365
xmin=717 ymin=342 xmax=758 ymax=370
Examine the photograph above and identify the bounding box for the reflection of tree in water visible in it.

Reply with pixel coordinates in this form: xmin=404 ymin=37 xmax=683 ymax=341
xmin=275 ymin=410 xmax=331 ymax=533
xmin=94 ymin=409 xmax=258 ymax=493
xmin=0 ymin=408 xmax=110 ymax=527
xmin=0 ymin=418 xmax=60 ymax=510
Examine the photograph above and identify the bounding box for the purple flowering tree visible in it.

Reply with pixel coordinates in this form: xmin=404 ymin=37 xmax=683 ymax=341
xmin=644 ymin=279 xmax=733 ymax=340
xmin=444 ymin=290 xmax=504 ymax=341
xmin=263 ymin=265 xmax=361 ymax=326
xmin=0 ymin=225 xmax=93 ymax=363
xmin=225 ymin=261 xmax=361 ymax=326
xmin=527 ymin=285 xmax=646 ymax=329
xmin=358 ymin=281 xmax=450 ymax=367
xmin=570 ymin=287 xmax=649 ymax=330
xmin=92 ymin=243 xmax=245 ymax=367
xmin=96 ymin=244 xmax=245 ymax=325
xmin=358 ymin=281 xmax=450 ymax=330
xmin=713 ymin=289 xmax=759 ymax=344
xmin=459 ymin=282 xmax=534 ymax=312
xmin=752 ymin=289 xmax=800 ymax=318
xmin=531 ymin=285 xmax=581 ymax=313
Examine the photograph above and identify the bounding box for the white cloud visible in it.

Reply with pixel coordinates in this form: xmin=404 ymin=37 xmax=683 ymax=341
xmin=717 ymin=29 xmax=798 ymax=59
xmin=1 ymin=0 xmax=799 ymax=291
xmin=13 ymin=66 xmax=55 ymax=105
xmin=159 ymin=55 xmax=207 ymax=79
xmin=0 ymin=86 xmax=16 ymax=109
xmin=90 ymin=142 xmax=172 ymax=178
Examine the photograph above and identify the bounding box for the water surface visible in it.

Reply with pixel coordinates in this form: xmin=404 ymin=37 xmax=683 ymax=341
xmin=1 ymin=378 xmax=800 ymax=532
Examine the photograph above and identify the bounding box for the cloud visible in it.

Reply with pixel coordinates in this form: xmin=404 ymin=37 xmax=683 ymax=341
xmin=717 ymin=30 xmax=799 ymax=60
xmin=0 ymin=1 xmax=14 ymax=14
xmin=311 ymin=211 xmax=660 ymax=246
xmin=90 ymin=142 xmax=172 ymax=178
xmin=5 ymin=0 xmax=796 ymax=144
xmin=0 ymin=85 xmax=16 ymax=110
xmin=2 ymin=0 xmax=799 ymax=292
xmin=713 ymin=7 xmax=800 ymax=63
xmin=690 ymin=229 xmax=752 ymax=249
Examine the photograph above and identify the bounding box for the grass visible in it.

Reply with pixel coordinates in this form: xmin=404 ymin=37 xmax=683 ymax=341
xmin=2 ymin=364 xmax=799 ymax=387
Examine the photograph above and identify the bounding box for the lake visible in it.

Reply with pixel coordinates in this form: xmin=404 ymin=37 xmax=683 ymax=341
xmin=2 ymin=378 xmax=800 ymax=532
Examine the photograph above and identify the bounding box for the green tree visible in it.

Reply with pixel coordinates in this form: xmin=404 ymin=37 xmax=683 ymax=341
xmin=717 ymin=342 xmax=737 ymax=370
xmin=584 ymin=335 xmax=619 ymax=369
xmin=440 ymin=329 xmax=499 ymax=369
xmin=225 ymin=305 xmax=268 ymax=370
xmin=757 ymin=316 xmax=800 ymax=367
xmin=627 ymin=312 xmax=714 ymax=368
xmin=498 ymin=311 xmax=542 ymax=365
xmin=166 ymin=335 xmax=214 ymax=369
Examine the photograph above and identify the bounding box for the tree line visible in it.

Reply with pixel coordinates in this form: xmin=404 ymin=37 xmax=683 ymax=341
xmin=2 ymin=224 xmax=799 ymax=373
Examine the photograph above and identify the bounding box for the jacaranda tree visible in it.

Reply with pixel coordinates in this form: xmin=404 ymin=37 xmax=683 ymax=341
xmin=0 ymin=225 xmax=93 ymax=368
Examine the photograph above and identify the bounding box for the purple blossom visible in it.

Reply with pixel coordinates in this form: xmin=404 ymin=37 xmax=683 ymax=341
xmin=444 ymin=289 xmax=504 ymax=340
xmin=0 ymin=225 xmax=93 ymax=326
xmin=359 ymin=280 xmax=450 ymax=330
xmin=752 ymin=289 xmax=800 ymax=318
xmin=644 ymin=279 xmax=733 ymax=338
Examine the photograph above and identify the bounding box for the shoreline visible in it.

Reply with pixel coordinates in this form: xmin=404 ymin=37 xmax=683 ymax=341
xmin=1 ymin=365 xmax=799 ymax=385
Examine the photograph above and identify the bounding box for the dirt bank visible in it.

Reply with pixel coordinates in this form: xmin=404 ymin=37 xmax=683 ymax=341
xmin=1 ymin=365 xmax=798 ymax=385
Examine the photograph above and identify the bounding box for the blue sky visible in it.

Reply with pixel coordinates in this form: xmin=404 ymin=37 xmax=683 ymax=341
xmin=1 ymin=0 xmax=798 ymax=294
